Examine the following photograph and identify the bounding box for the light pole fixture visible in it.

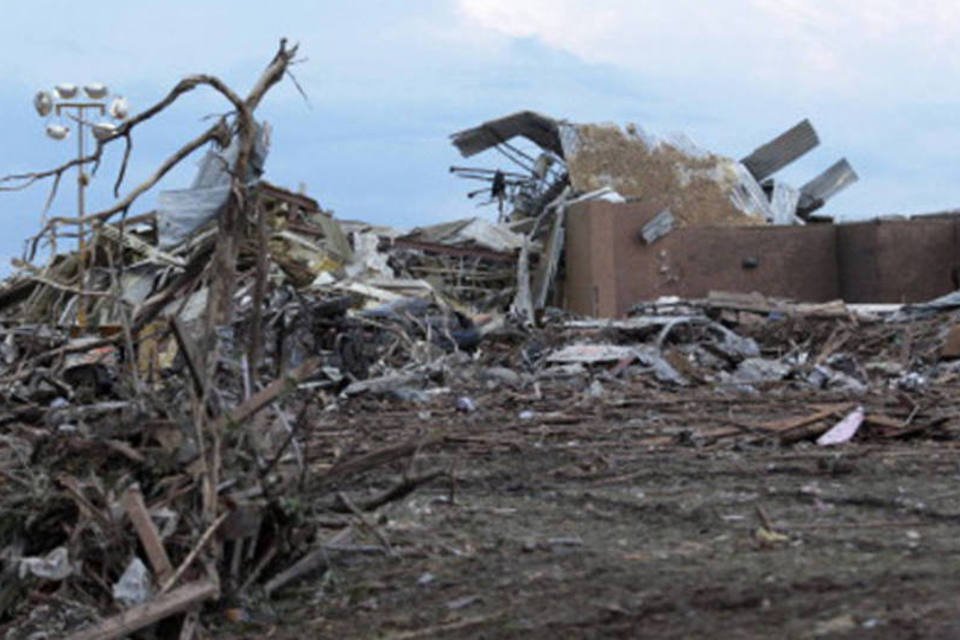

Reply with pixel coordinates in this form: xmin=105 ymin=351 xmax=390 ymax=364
xmin=34 ymin=83 xmax=129 ymax=325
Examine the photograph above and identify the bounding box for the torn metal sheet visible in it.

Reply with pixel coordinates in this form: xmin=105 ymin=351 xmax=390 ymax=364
xmin=310 ymin=213 xmax=353 ymax=263
xmin=160 ymin=287 xmax=208 ymax=323
xmin=118 ymin=267 xmax=158 ymax=307
xmin=797 ymin=159 xmax=859 ymax=218
xmin=342 ymin=372 xmax=426 ymax=397
xmin=640 ymin=209 xmax=676 ymax=244
xmin=451 ymin=111 xmax=563 ymax=158
xmin=768 ymin=181 xmax=801 ymax=225
xmin=741 ymin=119 xmax=820 ymax=182
xmin=732 ymin=357 xmax=792 ymax=383
xmin=546 ymin=344 xmax=686 ymax=384
xmin=634 ymin=345 xmax=688 ymax=385
xmin=157 ymin=122 xmax=271 ymax=247
xmin=404 ymin=218 xmax=526 ymax=253
xmin=112 ymin=557 xmax=153 ymax=606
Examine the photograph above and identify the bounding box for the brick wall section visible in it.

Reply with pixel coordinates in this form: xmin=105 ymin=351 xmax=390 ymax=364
xmin=836 ymin=219 xmax=959 ymax=303
xmin=563 ymin=201 xmax=960 ymax=317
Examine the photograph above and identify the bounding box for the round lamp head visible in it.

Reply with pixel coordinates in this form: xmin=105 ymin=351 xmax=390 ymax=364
xmin=108 ymin=96 xmax=129 ymax=120
xmin=92 ymin=122 xmax=117 ymax=141
xmin=54 ymin=83 xmax=78 ymax=100
xmin=33 ymin=90 xmax=53 ymax=117
xmin=45 ymin=124 xmax=70 ymax=140
xmin=84 ymin=83 xmax=109 ymax=100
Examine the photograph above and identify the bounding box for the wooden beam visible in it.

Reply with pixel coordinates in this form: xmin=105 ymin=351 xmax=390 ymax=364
xmin=170 ymin=316 xmax=206 ymax=397
xmin=213 ymin=357 xmax=320 ymax=431
xmin=64 ymin=579 xmax=218 ymax=640
xmin=122 ymin=484 xmax=174 ymax=584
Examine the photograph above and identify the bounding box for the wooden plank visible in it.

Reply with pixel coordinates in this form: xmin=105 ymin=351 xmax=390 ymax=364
xmin=170 ymin=317 xmax=206 ymax=397
xmin=319 ymin=437 xmax=443 ymax=486
xmin=122 ymin=484 xmax=174 ymax=584
xmin=99 ymin=223 xmax=187 ymax=269
xmin=531 ymin=206 xmax=565 ymax=310
xmin=64 ymin=579 xmax=218 ymax=640
xmin=863 ymin=414 xmax=906 ymax=430
xmin=213 ymin=357 xmax=320 ymax=431
xmin=757 ymin=403 xmax=855 ymax=433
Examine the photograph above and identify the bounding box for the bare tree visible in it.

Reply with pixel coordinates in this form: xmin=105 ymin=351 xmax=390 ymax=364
xmin=0 ymin=38 xmax=301 ymax=557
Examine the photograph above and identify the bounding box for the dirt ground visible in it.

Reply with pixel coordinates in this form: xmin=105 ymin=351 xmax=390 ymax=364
xmin=214 ymin=381 xmax=960 ymax=640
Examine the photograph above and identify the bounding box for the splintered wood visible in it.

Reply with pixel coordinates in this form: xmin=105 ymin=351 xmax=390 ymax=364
xmin=64 ymin=579 xmax=218 ymax=640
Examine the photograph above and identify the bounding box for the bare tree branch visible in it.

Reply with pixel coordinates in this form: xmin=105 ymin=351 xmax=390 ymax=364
xmin=32 ymin=119 xmax=228 ymax=234
xmin=2 ymin=70 xmax=255 ymax=229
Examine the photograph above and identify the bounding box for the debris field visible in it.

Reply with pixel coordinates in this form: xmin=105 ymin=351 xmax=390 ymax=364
xmin=0 ymin=41 xmax=958 ymax=639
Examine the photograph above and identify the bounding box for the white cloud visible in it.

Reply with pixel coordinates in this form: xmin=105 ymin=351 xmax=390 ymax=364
xmin=457 ymin=0 xmax=960 ymax=97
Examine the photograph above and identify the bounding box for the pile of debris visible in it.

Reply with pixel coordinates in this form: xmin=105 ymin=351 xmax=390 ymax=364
xmin=0 ymin=45 xmax=955 ymax=639
xmin=450 ymin=111 xmax=858 ymax=226
xmin=447 ymin=111 xmax=861 ymax=318
xmin=0 ymin=42 xmax=527 ymax=639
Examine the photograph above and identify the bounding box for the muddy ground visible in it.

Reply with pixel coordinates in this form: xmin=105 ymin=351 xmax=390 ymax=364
xmin=216 ymin=381 xmax=960 ymax=640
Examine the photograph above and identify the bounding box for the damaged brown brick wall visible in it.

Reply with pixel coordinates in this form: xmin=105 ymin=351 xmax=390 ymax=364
xmin=564 ymin=201 xmax=960 ymax=317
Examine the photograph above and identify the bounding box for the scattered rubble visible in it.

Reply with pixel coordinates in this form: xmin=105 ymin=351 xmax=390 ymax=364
xmin=0 ymin=42 xmax=958 ymax=639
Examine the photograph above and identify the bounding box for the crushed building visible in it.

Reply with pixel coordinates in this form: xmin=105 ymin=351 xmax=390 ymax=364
xmin=3 ymin=73 xmax=960 ymax=637
xmin=450 ymin=110 xmax=958 ymax=317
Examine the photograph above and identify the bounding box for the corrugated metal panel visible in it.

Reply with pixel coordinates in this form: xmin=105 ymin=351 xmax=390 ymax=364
xmin=741 ymin=119 xmax=820 ymax=181
xmin=797 ymin=158 xmax=859 ymax=218
xmin=801 ymin=158 xmax=859 ymax=202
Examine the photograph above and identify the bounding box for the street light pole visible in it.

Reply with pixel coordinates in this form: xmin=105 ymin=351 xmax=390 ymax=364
xmin=54 ymin=101 xmax=104 ymax=326
xmin=36 ymin=85 xmax=127 ymax=327
xmin=77 ymin=105 xmax=85 ymax=220
xmin=76 ymin=104 xmax=87 ymax=326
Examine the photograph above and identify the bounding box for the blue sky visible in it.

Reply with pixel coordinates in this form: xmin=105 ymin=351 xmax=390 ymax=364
xmin=1 ymin=1 xmax=959 ymax=265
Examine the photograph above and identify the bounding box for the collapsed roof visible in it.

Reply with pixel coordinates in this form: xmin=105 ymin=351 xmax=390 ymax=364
xmin=450 ymin=110 xmax=563 ymax=158
xmin=450 ymin=111 xmax=860 ymax=223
